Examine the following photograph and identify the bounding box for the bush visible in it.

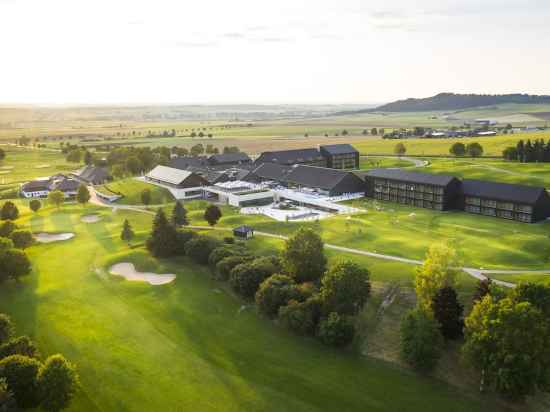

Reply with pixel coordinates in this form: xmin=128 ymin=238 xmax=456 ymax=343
xmin=174 ymin=230 xmax=196 ymax=256
xmin=204 ymin=205 xmax=222 ymax=226
xmin=0 ymin=315 xmax=14 ymax=345
xmin=0 ymin=377 xmax=16 ymax=411
xmin=223 ymin=237 xmax=235 ymax=244
xmin=400 ymin=308 xmax=443 ymax=373
xmin=0 ymin=249 xmax=32 ymax=281
xmin=0 ymin=221 xmax=16 ymax=238
xmin=0 ymin=355 xmax=42 ymax=408
xmin=216 ymin=255 xmax=253 ymax=281
xmin=184 ymin=236 xmax=221 ymax=265
xmin=29 ymin=199 xmax=42 ymax=213
xmin=431 ymin=287 xmax=464 ymax=340
xmin=317 ymin=312 xmax=355 ymax=347
xmin=255 ymin=275 xmax=301 ymax=318
xmin=0 ymin=202 xmax=18 ymax=221
xmin=0 ymin=238 xmax=13 ymax=253
xmin=9 ymin=230 xmax=35 ymax=249
xmin=320 ymin=260 xmax=371 ymax=316
xmin=279 ymin=296 xmax=322 ymax=336
xmin=281 ymin=228 xmax=327 ymax=283
xmin=208 ymin=244 xmax=248 ymax=267
xmin=0 ymin=336 xmax=40 ymax=359
xmin=229 ymin=256 xmax=280 ymax=299
xmin=37 ymin=354 xmax=80 ymax=412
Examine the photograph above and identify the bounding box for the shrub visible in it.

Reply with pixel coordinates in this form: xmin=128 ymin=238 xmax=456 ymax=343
xmin=431 ymin=287 xmax=464 ymax=340
xmin=0 ymin=377 xmax=16 ymax=411
xmin=184 ymin=236 xmax=221 ymax=264
xmin=255 ymin=275 xmax=301 ymax=318
xmin=0 ymin=355 xmax=42 ymax=408
xmin=0 ymin=202 xmax=18 ymax=221
xmin=0 ymin=315 xmax=14 ymax=345
xmin=9 ymin=230 xmax=35 ymax=249
xmin=229 ymin=256 xmax=279 ymax=299
xmin=204 ymin=205 xmax=222 ymax=226
xmin=320 ymin=260 xmax=371 ymax=316
xmin=317 ymin=312 xmax=355 ymax=347
xmin=29 ymin=199 xmax=41 ymax=213
xmin=208 ymin=244 xmax=248 ymax=267
xmin=0 ymin=238 xmax=13 ymax=253
xmin=223 ymin=237 xmax=235 ymax=244
xmin=216 ymin=255 xmax=253 ymax=281
xmin=400 ymin=308 xmax=443 ymax=373
xmin=0 ymin=336 xmax=40 ymax=359
xmin=0 ymin=221 xmax=16 ymax=238
xmin=0 ymin=249 xmax=32 ymax=281
xmin=174 ymin=230 xmax=195 ymax=256
xmin=37 ymin=354 xmax=80 ymax=412
xmin=279 ymin=296 xmax=322 ymax=336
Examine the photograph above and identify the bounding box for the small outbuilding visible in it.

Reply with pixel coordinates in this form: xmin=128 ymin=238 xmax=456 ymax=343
xmin=233 ymin=225 xmax=254 ymax=239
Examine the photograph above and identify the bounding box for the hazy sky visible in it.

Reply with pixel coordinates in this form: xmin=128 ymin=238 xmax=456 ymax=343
xmin=1 ymin=0 xmax=550 ymax=104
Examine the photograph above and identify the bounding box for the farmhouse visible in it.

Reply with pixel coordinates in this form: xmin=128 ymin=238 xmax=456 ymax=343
xmin=319 ymin=144 xmax=359 ymax=169
xmin=460 ymin=179 xmax=550 ymax=223
xmin=21 ymin=175 xmax=81 ymax=198
xmin=365 ymin=169 xmax=460 ymax=211
xmin=145 ymin=165 xmax=208 ymax=188
xmin=20 ymin=178 xmax=51 ymax=198
xmin=72 ymin=165 xmax=112 ymax=185
xmin=255 ymin=148 xmax=326 ymax=167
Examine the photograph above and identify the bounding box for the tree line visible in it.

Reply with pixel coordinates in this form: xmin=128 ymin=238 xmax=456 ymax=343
xmin=502 ymin=138 xmax=550 ymax=162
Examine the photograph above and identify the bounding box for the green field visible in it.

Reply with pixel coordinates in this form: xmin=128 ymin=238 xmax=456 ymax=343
xmin=0 ymin=202 xmax=514 ymax=412
xmin=359 ymin=157 xmax=414 ymax=170
xmin=96 ymin=178 xmax=174 ymax=205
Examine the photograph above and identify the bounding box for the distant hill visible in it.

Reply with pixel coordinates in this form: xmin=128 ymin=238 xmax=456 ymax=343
xmin=356 ymin=93 xmax=550 ymax=113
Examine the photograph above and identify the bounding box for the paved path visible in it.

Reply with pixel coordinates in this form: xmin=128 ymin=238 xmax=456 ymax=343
xmin=89 ymin=187 xmax=550 ymax=288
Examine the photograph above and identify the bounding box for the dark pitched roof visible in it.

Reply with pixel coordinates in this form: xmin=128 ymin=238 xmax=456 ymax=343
xmin=461 ymin=179 xmax=546 ymax=204
xmin=365 ymin=169 xmax=458 ymax=187
xmin=319 ymin=144 xmax=359 ymax=155
xmin=255 ymin=148 xmax=323 ymax=165
xmin=186 ymin=166 xmax=226 ymax=184
xmin=52 ymin=178 xmax=80 ymax=192
xmin=234 ymin=225 xmax=253 ymax=233
xmin=169 ymin=156 xmax=209 ymax=170
xmin=74 ymin=166 xmax=110 ymax=183
xmin=21 ymin=179 xmax=51 ymax=192
xmin=285 ymin=165 xmax=352 ymax=190
xmin=249 ymin=163 xmax=293 ymax=181
xmin=208 ymin=152 xmax=251 ymax=165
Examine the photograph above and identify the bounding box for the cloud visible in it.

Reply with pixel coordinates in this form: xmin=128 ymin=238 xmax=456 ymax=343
xmin=175 ymin=40 xmax=218 ymax=48
xmin=260 ymin=37 xmax=292 ymax=43
xmin=222 ymin=32 xmax=245 ymax=39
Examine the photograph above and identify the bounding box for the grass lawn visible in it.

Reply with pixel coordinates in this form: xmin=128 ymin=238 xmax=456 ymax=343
xmin=0 ymin=203 xmax=508 ymax=412
xmin=190 ymin=201 xmax=550 ymax=272
xmin=359 ymin=157 xmax=414 ymax=170
xmin=96 ymin=178 xmax=174 ymax=205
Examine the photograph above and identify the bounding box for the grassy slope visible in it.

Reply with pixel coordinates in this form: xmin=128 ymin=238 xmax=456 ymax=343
xmin=0 ymin=204 xmax=504 ymax=412
xmin=96 ymin=178 xmax=174 ymax=205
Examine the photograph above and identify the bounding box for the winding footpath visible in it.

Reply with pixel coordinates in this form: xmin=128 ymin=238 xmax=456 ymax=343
xmin=88 ymin=187 xmax=550 ymax=288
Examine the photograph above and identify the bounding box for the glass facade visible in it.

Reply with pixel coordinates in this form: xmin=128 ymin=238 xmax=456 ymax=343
xmin=464 ymin=196 xmax=533 ymax=222
xmin=373 ymin=179 xmax=446 ymax=210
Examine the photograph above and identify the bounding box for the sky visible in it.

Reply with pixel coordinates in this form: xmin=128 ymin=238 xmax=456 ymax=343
xmin=1 ymin=0 xmax=550 ymax=105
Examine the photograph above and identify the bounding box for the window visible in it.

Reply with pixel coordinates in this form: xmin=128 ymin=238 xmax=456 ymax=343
xmin=497 ymin=210 xmax=514 ymax=219
xmin=465 ymin=196 xmax=481 ymax=206
xmin=465 ymin=205 xmax=481 ymax=214
xmin=481 ymin=207 xmax=496 ymax=216
xmin=516 ymin=213 xmax=532 ymax=223
xmin=481 ymin=199 xmax=497 ymax=208
xmin=515 ymin=204 xmax=533 ymax=214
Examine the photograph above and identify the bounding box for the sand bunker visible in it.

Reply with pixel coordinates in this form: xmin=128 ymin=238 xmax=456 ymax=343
xmin=109 ymin=263 xmax=176 ymax=286
xmin=35 ymin=164 xmax=51 ymax=169
xmin=35 ymin=232 xmax=75 ymax=243
xmin=0 ymin=166 xmax=13 ymax=170
xmin=81 ymin=214 xmax=102 ymax=223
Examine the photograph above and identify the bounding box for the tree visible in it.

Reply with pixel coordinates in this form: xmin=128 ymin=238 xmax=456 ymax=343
xmin=320 ymin=260 xmax=371 ymax=315
xmin=83 ymin=151 xmax=93 ymax=165
xmin=0 ymin=148 xmax=5 ymax=161
xmin=400 ymin=308 xmax=443 ymax=372
xmin=0 ymin=315 xmax=14 ymax=345
xmin=415 ymin=242 xmax=461 ymax=311
xmin=281 ymin=228 xmax=327 ymax=283
xmin=279 ymin=296 xmax=322 ymax=336
xmin=466 ymin=142 xmax=484 ymax=158
xmin=65 ymin=149 xmax=82 ymax=163
xmin=184 ymin=235 xmax=221 ymax=264
xmin=140 ymin=189 xmax=152 ymax=207
xmin=29 ymin=199 xmax=41 ymax=213
xmin=47 ymin=190 xmax=64 ymax=209
xmin=76 ymin=184 xmax=90 ymax=206
xmin=229 ymin=256 xmax=280 ymax=299
xmin=431 ymin=287 xmax=464 ymax=340
xmin=125 ymin=157 xmax=143 ymax=175
xmin=472 ymin=278 xmax=492 ymax=303
xmin=371 ymin=128 xmax=378 ymax=136
xmin=208 ymin=244 xmax=248 ymax=267
xmin=449 ymin=142 xmax=466 ymax=157
xmin=0 ymin=377 xmax=16 ymax=412
xmin=37 ymin=355 xmax=79 ymax=412
xmin=463 ymin=295 xmax=550 ymax=400
xmin=171 ymin=201 xmax=188 ymax=227
xmin=0 ymin=336 xmax=40 ymax=359
xmin=204 ymin=205 xmax=222 ymax=226
xmin=0 ymin=355 xmax=42 ymax=409
xmin=394 ymin=142 xmax=407 ymax=156
xmin=0 ymin=202 xmax=19 ymax=221
xmin=120 ymin=219 xmax=134 ymax=245
xmin=255 ymin=275 xmax=301 ymax=318
xmin=9 ymin=230 xmax=34 ymax=249
xmin=502 ymin=146 xmax=518 ymax=161
xmin=0 ymin=249 xmax=32 ymax=281
xmin=216 ymin=255 xmax=253 ymax=281
xmin=145 ymin=209 xmax=178 ymax=258
xmin=317 ymin=312 xmax=355 ymax=347
xmin=0 ymin=221 xmax=16 ymax=238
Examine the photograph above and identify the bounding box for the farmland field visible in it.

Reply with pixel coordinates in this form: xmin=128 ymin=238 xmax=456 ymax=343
xmin=0 ymin=202 xmax=511 ymax=412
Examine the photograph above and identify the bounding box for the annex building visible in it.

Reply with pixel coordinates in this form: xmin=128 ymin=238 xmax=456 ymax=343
xmin=254 ymin=144 xmax=359 ymax=169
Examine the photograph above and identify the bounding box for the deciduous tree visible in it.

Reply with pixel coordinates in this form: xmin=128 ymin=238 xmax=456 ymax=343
xmin=255 ymin=274 xmax=301 ymax=318
xmin=76 ymin=184 xmax=90 ymax=206
xmin=47 ymin=190 xmax=64 ymax=209
xmin=431 ymin=286 xmax=464 ymax=340
xmin=29 ymin=199 xmax=41 ymax=213
xmin=281 ymin=228 xmax=327 ymax=283
xmin=37 ymin=354 xmax=80 ymax=412
xmin=0 ymin=202 xmax=19 ymax=221
xmin=171 ymin=201 xmax=188 ymax=227
xmin=204 ymin=205 xmax=222 ymax=226
xmin=400 ymin=308 xmax=443 ymax=372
